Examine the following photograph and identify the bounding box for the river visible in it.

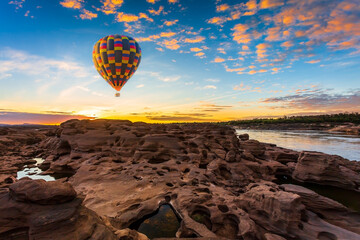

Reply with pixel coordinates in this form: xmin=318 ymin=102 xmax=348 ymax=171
xmin=236 ymin=129 xmax=360 ymax=161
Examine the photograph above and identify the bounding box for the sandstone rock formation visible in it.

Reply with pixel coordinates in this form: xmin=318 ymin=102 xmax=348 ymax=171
xmin=1 ymin=120 xmax=360 ymax=240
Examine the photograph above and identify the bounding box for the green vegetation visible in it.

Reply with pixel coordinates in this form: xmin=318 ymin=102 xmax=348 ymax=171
xmin=223 ymin=113 xmax=360 ymax=125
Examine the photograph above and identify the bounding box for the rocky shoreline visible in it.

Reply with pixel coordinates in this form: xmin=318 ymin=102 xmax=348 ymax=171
xmin=1 ymin=119 xmax=360 ymax=239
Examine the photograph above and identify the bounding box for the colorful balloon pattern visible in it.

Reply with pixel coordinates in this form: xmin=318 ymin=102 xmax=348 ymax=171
xmin=92 ymin=35 xmax=141 ymax=93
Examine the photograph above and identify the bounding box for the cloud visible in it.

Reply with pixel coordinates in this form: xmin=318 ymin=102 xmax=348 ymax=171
xmin=232 ymin=24 xmax=252 ymax=44
xmin=0 ymin=48 xmax=89 ymax=78
xmin=116 ymin=12 xmax=138 ymax=22
xmin=195 ymin=52 xmax=205 ymax=57
xmin=281 ymin=41 xmax=293 ymax=48
xmin=164 ymin=19 xmax=178 ymax=26
xmin=213 ymin=57 xmax=225 ymax=63
xmin=203 ymin=85 xmax=217 ymax=90
xmin=142 ymin=71 xmax=181 ymax=82
xmin=206 ymin=79 xmax=220 ymax=83
xmin=216 ymin=4 xmax=229 ymax=12
xmin=136 ymin=84 xmax=144 ymax=88
xmin=146 ymin=114 xmax=215 ymax=122
xmin=0 ymin=111 xmax=94 ymax=125
xmin=116 ymin=12 xmax=153 ymax=22
xmin=184 ymin=36 xmax=205 ymax=43
xmin=259 ymin=0 xmax=284 ymax=9
xmin=148 ymin=6 xmax=164 ymax=15
xmin=168 ymin=0 xmax=178 ymax=3
xmin=98 ymin=0 xmax=123 ymax=14
xmin=217 ymin=48 xmax=226 ymax=54
xmin=79 ymin=9 xmax=97 ymax=19
xmin=233 ymin=82 xmax=262 ymax=92
xmin=261 ymin=89 xmax=360 ymax=111
xmin=60 ymin=0 xmax=82 ymax=9
xmin=162 ymin=39 xmax=180 ymax=50
xmin=137 ymin=32 xmax=176 ymax=42
xmin=195 ymin=102 xmax=232 ymax=112
xmin=306 ymin=59 xmax=320 ymax=64
xmin=190 ymin=47 xmax=202 ymax=52
xmin=256 ymin=43 xmax=270 ymax=59
xmin=146 ymin=0 xmax=159 ymax=4
xmin=9 ymin=0 xmax=25 ymax=9
xmin=224 ymin=65 xmax=246 ymax=74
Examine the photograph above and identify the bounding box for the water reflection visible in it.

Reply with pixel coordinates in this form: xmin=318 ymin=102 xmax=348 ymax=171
xmin=236 ymin=129 xmax=360 ymax=161
xmin=130 ymin=204 xmax=181 ymax=239
xmin=16 ymin=158 xmax=55 ymax=181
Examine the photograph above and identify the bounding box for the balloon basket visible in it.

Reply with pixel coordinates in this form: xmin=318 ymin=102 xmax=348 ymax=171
xmin=115 ymin=92 xmax=120 ymax=97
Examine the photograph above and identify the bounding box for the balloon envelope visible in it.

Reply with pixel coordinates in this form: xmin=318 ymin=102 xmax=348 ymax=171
xmin=92 ymin=35 xmax=141 ymax=92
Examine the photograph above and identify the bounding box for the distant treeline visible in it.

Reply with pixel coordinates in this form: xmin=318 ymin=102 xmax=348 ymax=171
xmin=224 ymin=113 xmax=360 ymax=125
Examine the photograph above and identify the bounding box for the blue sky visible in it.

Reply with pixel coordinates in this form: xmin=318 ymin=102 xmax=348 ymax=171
xmin=0 ymin=0 xmax=359 ymax=124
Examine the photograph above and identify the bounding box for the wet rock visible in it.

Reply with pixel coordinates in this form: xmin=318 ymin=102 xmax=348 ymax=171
xmin=238 ymin=133 xmax=249 ymax=141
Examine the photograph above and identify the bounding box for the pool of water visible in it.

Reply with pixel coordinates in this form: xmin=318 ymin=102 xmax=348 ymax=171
xmin=16 ymin=158 xmax=56 ymax=181
xmin=236 ymin=129 xmax=360 ymax=161
xmin=130 ymin=204 xmax=181 ymax=239
xmin=276 ymin=175 xmax=360 ymax=212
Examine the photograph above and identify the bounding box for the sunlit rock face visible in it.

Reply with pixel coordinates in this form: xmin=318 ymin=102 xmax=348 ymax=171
xmin=1 ymin=119 xmax=360 ymax=239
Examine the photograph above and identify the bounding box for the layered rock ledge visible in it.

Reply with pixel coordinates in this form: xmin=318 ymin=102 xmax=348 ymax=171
xmin=0 ymin=119 xmax=359 ymax=240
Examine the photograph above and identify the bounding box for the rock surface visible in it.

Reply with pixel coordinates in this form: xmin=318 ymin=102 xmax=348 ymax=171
xmin=1 ymin=119 xmax=360 ymax=240
xmin=0 ymin=179 xmax=118 ymax=240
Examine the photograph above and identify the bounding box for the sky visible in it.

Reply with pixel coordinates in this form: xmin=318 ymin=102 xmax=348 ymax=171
xmin=0 ymin=0 xmax=359 ymax=124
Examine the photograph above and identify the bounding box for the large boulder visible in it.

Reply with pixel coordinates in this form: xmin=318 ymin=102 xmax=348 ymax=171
xmin=9 ymin=178 xmax=77 ymax=204
xmin=292 ymin=151 xmax=360 ymax=191
xmin=0 ymin=179 xmax=117 ymax=240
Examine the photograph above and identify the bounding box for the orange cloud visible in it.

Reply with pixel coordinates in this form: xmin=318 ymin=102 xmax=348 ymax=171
xmin=217 ymin=48 xmax=226 ymax=54
xmin=281 ymin=41 xmax=293 ymax=48
xmin=190 ymin=47 xmax=202 ymax=52
xmin=160 ymin=32 xmax=176 ymax=37
xmin=216 ymin=4 xmax=229 ymax=12
xmin=139 ymin=12 xmax=153 ymax=22
xmin=260 ymin=0 xmax=284 ymax=9
xmin=256 ymin=43 xmax=270 ymax=59
xmin=162 ymin=39 xmax=180 ymax=50
xmin=137 ymin=32 xmax=175 ymax=42
xmin=148 ymin=6 xmax=164 ymax=15
xmin=99 ymin=0 xmax=123 ymax=14
xmin=242 ymin=45 xmax=249 ymax=50
xmin=306 ymin=60 xmax=320 ymax=64
xmin=233 ymin=83 xmax=252 ymax=91
xmin=116 ymin=12 xmax=139 ymax=22
xmin=116 ymin=12 xmax=153 ymax=22
xmin=213 ymin=57 xmax=225 ymax=63
xmin=184 ymin=36 xmax=205 ymax=43
xmin=224 ymin=66 xmax=246 ymax=73
xmin=207 ymin=16 xmax=230 ymax=25
xmin=164 ymin=19 xmax=178 ymax=26
xmin=60 ymin=0 xmax=82 ymax=9
xmin=246 ymin=0 xmax=257 ymax=10
xmin=168 ymin=0 xmax=178 ymax=3
xmin=232 ymin=24 xmax=251 ymax=44
xmin=195 ymin=52 xmax=205 ymax=57
xmin=146 ymin=0 xmax=159 ymax=4
xmin=79 ymin=9 xmax=97 ymax=19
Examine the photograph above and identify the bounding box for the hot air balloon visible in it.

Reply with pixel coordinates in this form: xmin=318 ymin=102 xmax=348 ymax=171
xmin=92 ymin=35 xmax=141 ymax=97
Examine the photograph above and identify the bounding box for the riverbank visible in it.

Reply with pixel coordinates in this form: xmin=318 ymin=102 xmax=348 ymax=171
xmin=1 ymin=119 xmax=360 ymax=239
xmin=232 ymin=122 xmax=360 ymax=135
